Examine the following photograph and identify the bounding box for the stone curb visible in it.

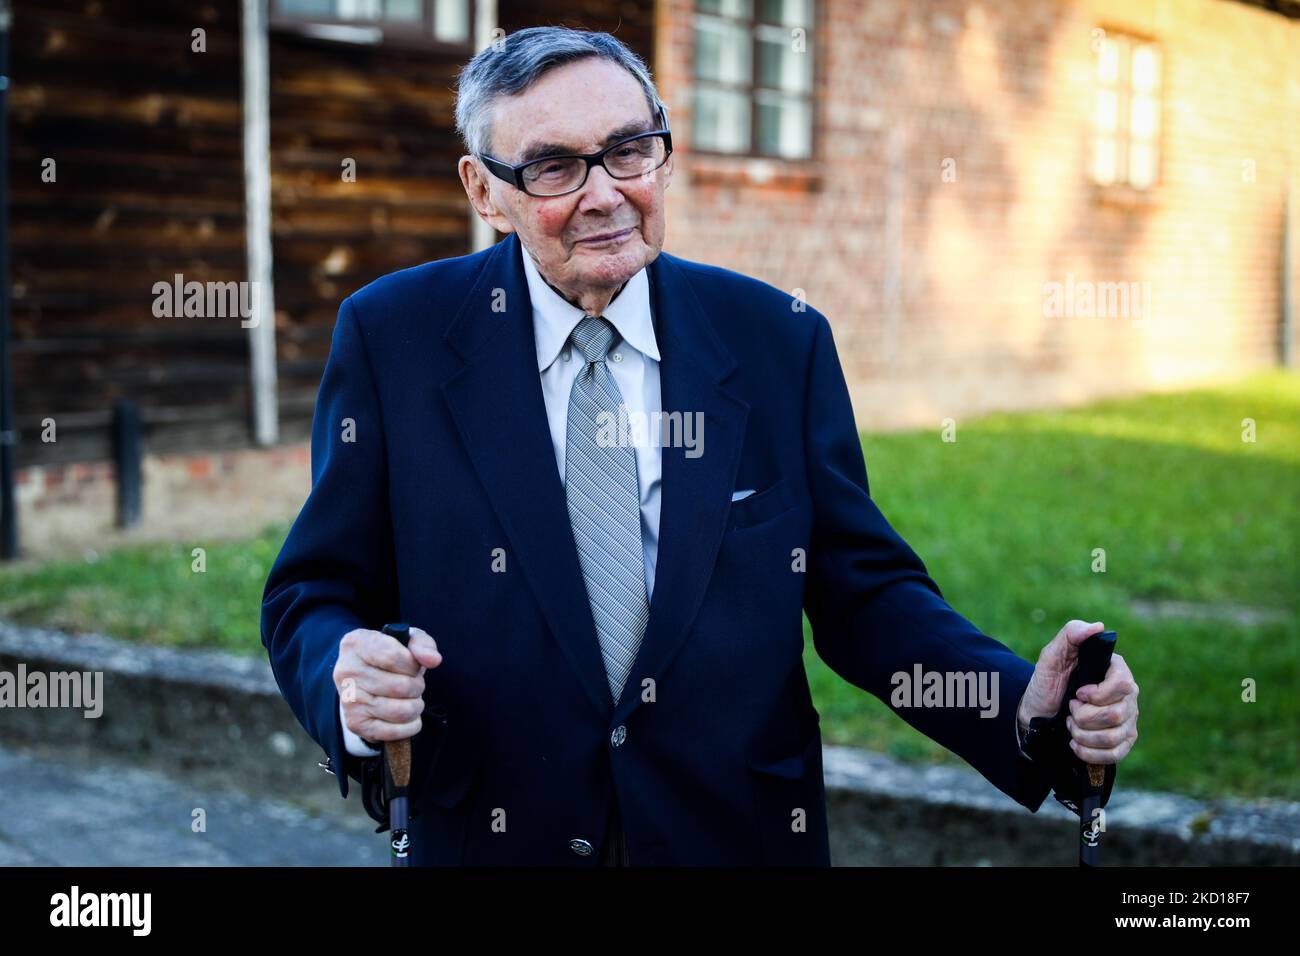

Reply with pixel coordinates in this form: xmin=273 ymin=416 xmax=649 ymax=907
xmin=2 ymin=620 xmax=1295 ymax=865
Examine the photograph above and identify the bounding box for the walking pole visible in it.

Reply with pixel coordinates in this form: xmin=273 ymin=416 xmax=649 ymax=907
xmin=380 ymin=622 xmax=415 ymax=867
xmin=1064 ymin=630 xmax=1117 ymax=867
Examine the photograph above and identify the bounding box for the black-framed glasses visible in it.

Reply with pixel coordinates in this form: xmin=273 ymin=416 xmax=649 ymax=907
xmin=479 ymin=106 xmax=673 ymax=198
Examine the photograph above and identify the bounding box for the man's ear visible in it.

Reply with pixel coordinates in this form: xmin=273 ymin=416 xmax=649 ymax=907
xmin=459 ymin=155 xmax=513 ymax=234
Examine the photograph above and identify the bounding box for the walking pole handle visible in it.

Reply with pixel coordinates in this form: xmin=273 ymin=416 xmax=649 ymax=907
xmin=381 ymin=623 xmax=414 ymax=866
xmin=1064 ymin=630 xmax=1117 ymax=785
xmin=1064 ymin=629 xmax=1117 ymax=866
xmin=380 ymin=623 xmax=414 ymax=789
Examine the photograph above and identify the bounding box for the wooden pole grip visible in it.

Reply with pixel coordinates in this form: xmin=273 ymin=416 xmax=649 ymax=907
xmin=386 ymin=738 xmax=412 ymax=789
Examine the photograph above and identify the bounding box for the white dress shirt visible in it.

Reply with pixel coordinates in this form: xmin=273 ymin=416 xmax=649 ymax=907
xmin=340 ymin=245 xmax=663 ymax=757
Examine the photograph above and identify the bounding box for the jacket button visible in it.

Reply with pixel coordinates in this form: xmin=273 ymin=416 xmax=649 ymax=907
xmin=569 ymin=838 xmax=594 ymax=856
xmin=610 ymin=725 xmax=627 ymax=747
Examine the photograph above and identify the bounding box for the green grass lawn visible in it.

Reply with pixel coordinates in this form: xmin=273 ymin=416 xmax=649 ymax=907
xmin=3 ymin=370 xmax=1297 ymax=800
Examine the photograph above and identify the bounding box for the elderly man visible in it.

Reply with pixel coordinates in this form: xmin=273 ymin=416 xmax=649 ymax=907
xmin=261 ymin=26 xmax=1138 ymax=866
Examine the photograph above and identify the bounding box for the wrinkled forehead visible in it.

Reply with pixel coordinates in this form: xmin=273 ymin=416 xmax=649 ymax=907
xmin=487 ymin=63 xmax=659 ymax=162
xmin=512 ymin=112 xmax=661 ymax=165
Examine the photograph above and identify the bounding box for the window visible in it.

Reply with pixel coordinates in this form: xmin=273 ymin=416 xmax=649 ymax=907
xmin=1092 ymin=31 xmax=1161 ymax=189
xmin=693 ymin=0 xmax=815 ymax=159
xmin=272 ymin=0 xmax=471 ymax=45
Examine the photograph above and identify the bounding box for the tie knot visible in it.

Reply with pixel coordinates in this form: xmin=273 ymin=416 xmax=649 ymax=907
xmin=570 ymin=315 xmax=618 ymax=364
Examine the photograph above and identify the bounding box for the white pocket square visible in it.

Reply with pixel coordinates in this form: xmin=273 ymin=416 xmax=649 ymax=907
xmin=730 ymin=489 xmax=756 ymax=502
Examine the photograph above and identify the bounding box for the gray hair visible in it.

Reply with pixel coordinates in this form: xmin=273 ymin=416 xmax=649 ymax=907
xmin=454 ymin=26 xmax=667 ymax=160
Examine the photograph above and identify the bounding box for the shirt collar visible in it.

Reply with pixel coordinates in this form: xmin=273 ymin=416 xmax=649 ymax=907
xmin=521 ymin=240 xmax=661 ymax=372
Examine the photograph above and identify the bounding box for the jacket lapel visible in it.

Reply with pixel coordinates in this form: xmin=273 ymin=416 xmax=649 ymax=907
xmin=440 ymin=233 xmax=749 ymax=725
xmin=612 ymin=250 xmax=749 ymax=724
xmin=441 ymin=234 xmax=612 ymax=719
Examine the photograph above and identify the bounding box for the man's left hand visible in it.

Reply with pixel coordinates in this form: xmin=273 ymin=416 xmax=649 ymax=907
xmin=1019 ymin=619 xmax=1139 ymax=765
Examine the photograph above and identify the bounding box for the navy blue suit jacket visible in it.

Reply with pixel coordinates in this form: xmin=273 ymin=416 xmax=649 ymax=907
xmin=261 ymin=231 xmax=1053 ymax=865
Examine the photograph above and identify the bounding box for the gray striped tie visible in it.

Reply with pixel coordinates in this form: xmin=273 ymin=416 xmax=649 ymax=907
xmin=564 ymin=315 xmax=650 ymax=706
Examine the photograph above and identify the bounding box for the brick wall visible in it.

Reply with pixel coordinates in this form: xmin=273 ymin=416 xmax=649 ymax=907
xmin=11 ymin=444 xmax=311 ymax=561
xmin=657 ymin=0 xmax=1300 ymax=429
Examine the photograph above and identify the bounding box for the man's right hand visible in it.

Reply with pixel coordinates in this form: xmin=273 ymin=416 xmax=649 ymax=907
xmin=334 ymin=626 xmax=443 ymax=744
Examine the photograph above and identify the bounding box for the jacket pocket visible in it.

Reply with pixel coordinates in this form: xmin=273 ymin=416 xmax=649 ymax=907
xmin=409 ymin=714 xmax=480 ymax=866
xmin=726 ymin=478 xmax=796 ymax=532
xmin=414 ymin=707 xmax=479 ymax=810
xmin=746 ymin=719 xmax=828 ymax=865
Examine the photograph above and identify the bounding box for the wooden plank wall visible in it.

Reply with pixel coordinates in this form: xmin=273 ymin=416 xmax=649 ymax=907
xmin=267 ymin=27 xmax=473 ymax=441
xmin=9 ymin=0 xmax=250 ymax=466
xmin=498 ymin=1 xmax=655 ymax=71
xmin=6 ymin=0 xmax=652 ymax=467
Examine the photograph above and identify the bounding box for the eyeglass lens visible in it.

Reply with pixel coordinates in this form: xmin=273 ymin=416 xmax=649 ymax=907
xmin=521 ymin=136 xmax=668 ymax=196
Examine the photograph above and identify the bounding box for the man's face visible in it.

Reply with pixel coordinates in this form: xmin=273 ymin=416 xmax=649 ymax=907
xmin=460 ymin=57 xmax=672 ymax=296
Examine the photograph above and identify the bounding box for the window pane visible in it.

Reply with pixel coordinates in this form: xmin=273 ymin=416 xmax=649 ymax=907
xmin=277 ymin=0 xmax=336 ymax=14
xmin=697 ymin=0 xmax=752 ymax=17
xmin=1094 ymin=89 xmax=1118 ymax=133
xmin=1096 ymin=36 xmax=1120 ymax=84
xmin=757 ymin=26 xmax=811 ymax=93
xmin=1128 ymin=142 xmax=1157 ymax=189
xmin=1131 ymin=44 xmax=1160 ymax=93
xmin=385 ymin=0 xmax=421 ymax=21
xmin=756 ymin=91 xmax=810 ymax=158
xmin=695 ymin=16 xmax=751 ymax=84
xmin=1093 ymin=32 xmax=1160 ymax=189
xmin=693 ymin=86 xmax=750 ymax=152
xmin=759 ymin=0 xmax=811 ymax=25
xmin=1092 ymin=137 xmax=1117 ymax=184
xmin=337 ymin=0 xmax=382 ymax=19
xmin=434 ymin=0 xmax=469 ymax=41
xmin=1130 ymin=93 xmax=1158 ymax=140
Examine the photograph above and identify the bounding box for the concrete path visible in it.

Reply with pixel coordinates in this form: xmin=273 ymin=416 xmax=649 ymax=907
xmin=0 ymin=744 xmax=383 ymax=867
